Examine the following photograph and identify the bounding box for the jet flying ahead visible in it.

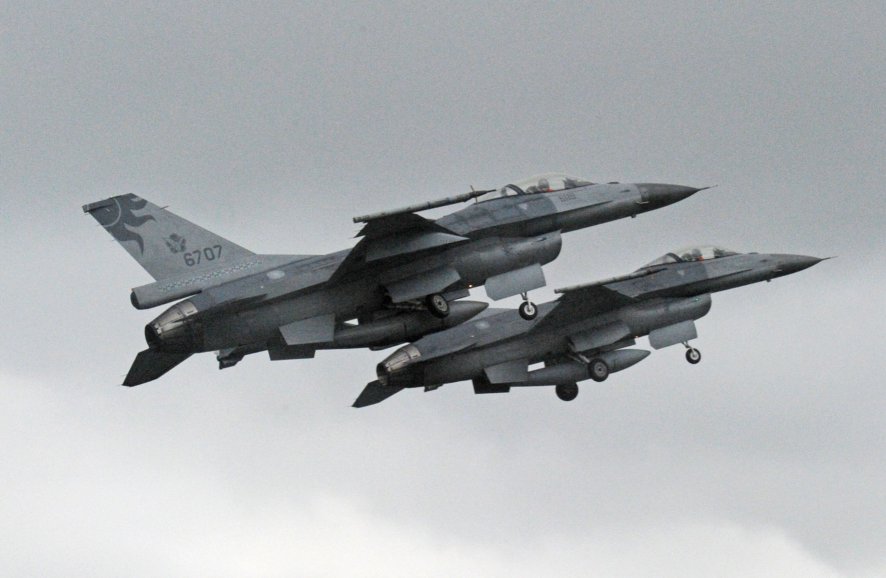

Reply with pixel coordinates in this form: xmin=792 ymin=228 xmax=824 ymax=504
xmin=354 ymin=246 xmax=826 ymax=407
xmin=83 ymin=174 xmax=704 ymax=385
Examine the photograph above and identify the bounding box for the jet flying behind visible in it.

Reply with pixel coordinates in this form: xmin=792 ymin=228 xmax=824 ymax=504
xmin=83 ymin=173 xmax=703 ymax=386
xmin=355 ymin=246 xmax=826 ymax=407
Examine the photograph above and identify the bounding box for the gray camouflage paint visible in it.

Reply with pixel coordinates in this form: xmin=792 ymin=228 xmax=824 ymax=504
xmin=361 ymin=251 xmax=824 ymax=406
xmin=83 ymin=180 xmax=702 ymax=384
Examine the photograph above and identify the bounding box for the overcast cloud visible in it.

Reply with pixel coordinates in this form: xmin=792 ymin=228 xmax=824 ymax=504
xmin=2 ymin=2 xmax=885 ymax=576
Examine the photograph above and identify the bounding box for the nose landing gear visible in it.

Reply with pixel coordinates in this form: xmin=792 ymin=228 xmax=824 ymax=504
xmin=518 ymin=292 xmax=538 ymax=320
xmin=683 ymin=342 xmax=702 ymax=364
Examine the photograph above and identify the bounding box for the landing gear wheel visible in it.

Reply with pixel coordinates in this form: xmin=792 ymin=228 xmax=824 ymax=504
xmin=588 ymin=358 xmax=610 ymax=382
xmin=685 ymin=348 xmax=701 ymax=364
xmin=518 ymin=300 xmax=538 ymax=320
xmin=556 ymin=383 xmax=579 ymax=401
xmin=425 ymin=293 xmax=450 ymax=318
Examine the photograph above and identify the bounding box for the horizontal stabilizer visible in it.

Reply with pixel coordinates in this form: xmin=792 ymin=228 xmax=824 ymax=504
xmin=353 ymin=381 xmax=404 ymax=408
xmin=123 ymin=349 xmax=191 ymax=386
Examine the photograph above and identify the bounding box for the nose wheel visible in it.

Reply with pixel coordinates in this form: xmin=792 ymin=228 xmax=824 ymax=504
xmin=518 ymin=292 xmax=538 ymax=320
xmin=683 ymin=343 xmax=701 ymax=364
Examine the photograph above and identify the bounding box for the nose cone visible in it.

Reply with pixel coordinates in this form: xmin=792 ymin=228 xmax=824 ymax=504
xmin=772 ymin=254 xmax=827 ymax=277
xmin=638 ymin=184 xmax=707 ymax=208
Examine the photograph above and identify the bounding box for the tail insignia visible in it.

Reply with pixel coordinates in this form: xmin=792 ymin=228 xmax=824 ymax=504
xmin=92 ymin=195 xmax=156 ymax=254
xmin=164 ymin=234 xmax=187 ymax=254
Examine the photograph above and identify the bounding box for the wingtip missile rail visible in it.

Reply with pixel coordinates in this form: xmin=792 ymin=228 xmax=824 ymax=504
xmin=352 ymin=188 xmax=495 ymax=224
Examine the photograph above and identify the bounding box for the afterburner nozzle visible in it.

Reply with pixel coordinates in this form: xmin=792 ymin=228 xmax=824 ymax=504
xmin=377 ymin=344 xmax=422 ymax=385
xmin=145 ymin=300 xmax=202 ymax=352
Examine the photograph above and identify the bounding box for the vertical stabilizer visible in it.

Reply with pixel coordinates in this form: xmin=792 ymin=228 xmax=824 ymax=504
xmin=83 ymin=194 xmax=254 ymax=281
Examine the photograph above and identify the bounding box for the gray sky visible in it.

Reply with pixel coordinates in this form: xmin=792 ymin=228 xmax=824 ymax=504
xmin=2 ymin=2 xmax=885 ymax=576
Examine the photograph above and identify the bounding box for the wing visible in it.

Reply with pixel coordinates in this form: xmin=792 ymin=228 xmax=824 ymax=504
xmin=329 ymin=212 xmax=470 ymax=299
xmin=532 ymin=269 xmax=658 ymax=331
xmin=330 ymin=187 xmax=495 ymax=288
xmin=533 ymin=285 xmax=634 ymax=331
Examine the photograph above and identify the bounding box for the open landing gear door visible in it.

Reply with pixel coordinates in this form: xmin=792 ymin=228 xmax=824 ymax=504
xmin=484 ymin=263 xmax=546 ymax=300
xmin=648 ymin=320 xmax=697 ymax=349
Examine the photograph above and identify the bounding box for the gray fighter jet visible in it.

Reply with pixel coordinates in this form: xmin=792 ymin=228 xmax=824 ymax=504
xmin=355 ymin=246 xmax=826 ymax=407
xmin=83 ymin=174 xmax=703 ymax=385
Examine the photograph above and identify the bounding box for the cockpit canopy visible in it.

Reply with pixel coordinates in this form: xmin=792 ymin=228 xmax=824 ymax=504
xmin=641 ymin=245 xmax=740 ymax=268
xmin=478 ymin=173 xmax=594 ymax=202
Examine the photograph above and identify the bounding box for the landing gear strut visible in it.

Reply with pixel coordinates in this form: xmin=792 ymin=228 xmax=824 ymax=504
xmin=518 ymin=292 xmax=538 ymax=320
xmin=425 ymin=293 xmax=450 ymax=318
xmin=683 ymin=342 xmax=701 ymax=364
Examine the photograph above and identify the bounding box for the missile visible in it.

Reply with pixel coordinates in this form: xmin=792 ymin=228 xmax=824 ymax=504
xmin=352 ymin=188 xmax=494 ymax=223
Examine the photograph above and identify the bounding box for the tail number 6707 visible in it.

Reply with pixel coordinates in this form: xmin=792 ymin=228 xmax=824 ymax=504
xmin=183 ymin=245 xmax=222 ymax=267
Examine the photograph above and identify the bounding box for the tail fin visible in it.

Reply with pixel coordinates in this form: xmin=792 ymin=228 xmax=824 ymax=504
xmin=83 ymin=194 xmax=254 ymax=281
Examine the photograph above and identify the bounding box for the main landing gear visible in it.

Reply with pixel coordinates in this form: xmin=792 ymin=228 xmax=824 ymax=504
xmin=554 ymin=356 xmax=609 ymax=402
xmin=424 ymin=291 xmax=538 ymax=321
xmin=518 ymin=292 xmax=538 ymax=320
xmin=683 ymin=342 xmax=702 ymax=364
xmin=553 ymin=356 xmax=611 ymax=402
xmin=588 ymin=357 xmax=609 ymax=382
xmin=556 ymin=383 xmax=579 ymax=401
xmin=425 ymin=293 xmax=450 ymax=318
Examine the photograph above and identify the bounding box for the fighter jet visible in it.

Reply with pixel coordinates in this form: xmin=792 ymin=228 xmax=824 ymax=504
xmin=82 ymin=174 xmax=703 ymax=385
xmin=355 ymin=246 xmax=826 ymax=407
